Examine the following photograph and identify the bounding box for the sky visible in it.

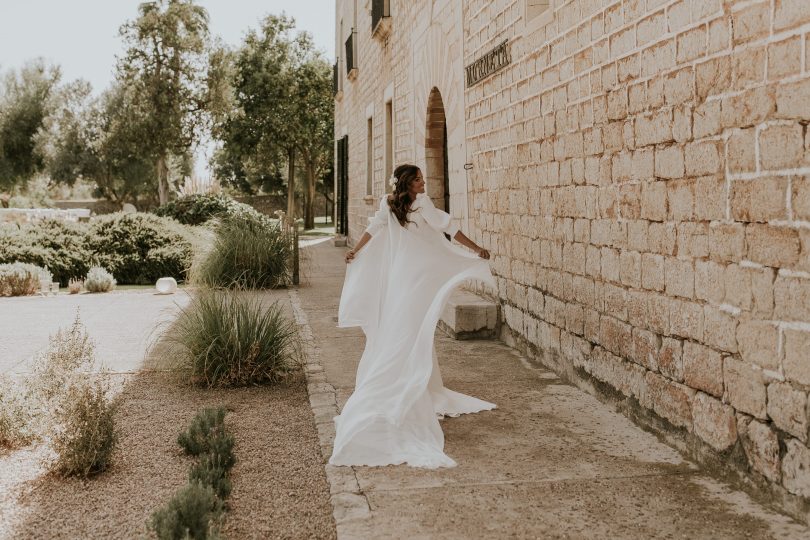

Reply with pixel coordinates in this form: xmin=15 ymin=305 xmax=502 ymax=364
xmin=0 ymin=0 xmax=335 ymax=177
xmin=0 ymin=0 xmax=336 ymax=94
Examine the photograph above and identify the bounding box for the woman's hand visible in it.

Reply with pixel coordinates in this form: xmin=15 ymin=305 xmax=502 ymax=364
xmin=477 ymin=248 xmax=490 ymax=260
xmin=345 ymin=249 xmax=356 ymax=264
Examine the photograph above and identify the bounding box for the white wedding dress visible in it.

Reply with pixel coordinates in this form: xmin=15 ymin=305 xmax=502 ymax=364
xmin=330 ymin=193 xmax=496 ymax=468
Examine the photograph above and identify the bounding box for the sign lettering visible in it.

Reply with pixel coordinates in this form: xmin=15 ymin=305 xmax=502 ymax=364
xmin=465 ymin=39 xmax=511 ymax=87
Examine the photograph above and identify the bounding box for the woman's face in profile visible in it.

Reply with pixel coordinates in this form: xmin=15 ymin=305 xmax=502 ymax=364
xmin=411 ymin=170 xmax=426 ymax=194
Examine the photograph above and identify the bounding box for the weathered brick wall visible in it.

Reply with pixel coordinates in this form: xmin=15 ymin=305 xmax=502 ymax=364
xmin=464 ymin=0 xmax=810 ymax=512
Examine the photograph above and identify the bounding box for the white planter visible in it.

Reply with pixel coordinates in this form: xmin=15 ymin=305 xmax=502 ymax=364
xmin=155 ymin=277 xmax=178 ymax=295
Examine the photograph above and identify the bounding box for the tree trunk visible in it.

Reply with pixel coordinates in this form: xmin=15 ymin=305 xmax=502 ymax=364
xmin=157 ymin=153 xmax=170 ymax=205
xmin=305 ymin=160 xmax=316 ymax=230
xmin=287 ymin=147 xmax=296 ymax=218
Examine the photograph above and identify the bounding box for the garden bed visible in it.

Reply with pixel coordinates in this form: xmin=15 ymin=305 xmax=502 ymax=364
xmin=0 ymin=288 xmax=335 ymax=539
xmin=1 ymin=371 xmax=335 ymax=539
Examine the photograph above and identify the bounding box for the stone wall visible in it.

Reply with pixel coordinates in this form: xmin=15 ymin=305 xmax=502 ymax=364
xmin=335 ymin=0 xmax=810 ymax=519
xmin=464 ymin=0 xmax=810 ymax=515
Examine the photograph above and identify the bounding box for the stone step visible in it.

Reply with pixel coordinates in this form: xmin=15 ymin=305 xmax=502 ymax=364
xmin=438 ymin=289 xmax=499 ymax=340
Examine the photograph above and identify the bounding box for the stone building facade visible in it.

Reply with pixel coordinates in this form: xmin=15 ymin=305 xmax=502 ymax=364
xmin=334 ymin=0 xmax=810 ymax=519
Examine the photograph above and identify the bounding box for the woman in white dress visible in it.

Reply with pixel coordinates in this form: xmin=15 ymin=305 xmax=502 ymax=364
xmin=330 ymin=164 xmax=497 ymax=468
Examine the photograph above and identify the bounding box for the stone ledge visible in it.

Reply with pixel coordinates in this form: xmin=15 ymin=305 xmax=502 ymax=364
xmin=438 ymin=289 xmax=499 ymax=340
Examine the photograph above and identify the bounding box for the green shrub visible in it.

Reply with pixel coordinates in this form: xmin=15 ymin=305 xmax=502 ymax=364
xmin=154 ymin=194 xmax=237 ymax=226
xmin=85 ymin=213 xmax=194 ymax=285
xmin=149 ymin=482 xmax=223 ymax=540
xmin=0 ymin=375 xmax=34 ymax=447
xmin=192 ymin=213 xmax=292 ymax=290
xmin=0 ymin=262 xmax=51 ymax=296
xmin=84 ymin=266 xmax=116 ymax=293
xmin=178 ymin=408 xmax=226 ymax=456
xmin=179 ymin=408 xmax=235 ymax=500
xmin=25 ymin=314 xmax=119 ymax=477
xmin=51 ymin=380 xmax=119 ymax=477
xmin=204 ymin=430 xmax=236 ymax=471
xmin=0 ymin=220 xmax=90 ymax=285
xmin=167 ymin=290 xmax=300 ymax=387
xmin=189 ymin=454 xmax=232 ymax=500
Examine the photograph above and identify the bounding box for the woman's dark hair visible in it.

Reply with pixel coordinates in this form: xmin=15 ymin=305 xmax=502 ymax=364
xmin=388 ymin=164 xmax=421 ymax=227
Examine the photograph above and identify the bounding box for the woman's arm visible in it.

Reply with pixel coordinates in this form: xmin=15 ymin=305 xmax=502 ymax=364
xmin=345 ymin=232 xmax=372 ymax=263
xmin=453 ymin=230 xmax=490 ymax=259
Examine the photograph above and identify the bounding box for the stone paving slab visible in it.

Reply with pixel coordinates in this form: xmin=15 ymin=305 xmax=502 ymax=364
xmin=295 ymin=241 xmax=810 ymax=540
xmin=0 ymin=290 xmax=190 ymax=374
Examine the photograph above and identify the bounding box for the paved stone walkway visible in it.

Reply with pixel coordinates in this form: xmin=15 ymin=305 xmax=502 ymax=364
xmin=295 ymin=241 xmax=810 ymax=539
xmin=0 ymin=290 xmax=190 ymax=374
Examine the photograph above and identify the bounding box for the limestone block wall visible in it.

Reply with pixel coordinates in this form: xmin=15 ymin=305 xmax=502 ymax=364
xmin=463 ymin=0 xmax=810 ymax=513
xmin=335 ymin=0 xmax=467 ymax=241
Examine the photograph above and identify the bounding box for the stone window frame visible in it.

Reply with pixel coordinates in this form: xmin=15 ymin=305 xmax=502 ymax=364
xmin=523 ymin=0 xmax=554 ymax=36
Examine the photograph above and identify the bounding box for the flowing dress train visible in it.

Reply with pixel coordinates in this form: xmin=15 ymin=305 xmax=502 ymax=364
xmin=329 ymin=193 xmax=496 ymax=468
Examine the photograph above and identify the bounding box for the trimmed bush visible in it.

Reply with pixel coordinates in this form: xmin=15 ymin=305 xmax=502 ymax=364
xmin=0 ymin=220 xmax=90 ymax=286
xmin=167 ymin=290 xmax=300 ymax=387
xmin=84 ymin=266 xmax=116 ymax=293
xmin=178 ymin=407 xmax=226 ymax=456
xmin=85 ymin=213 xmax=194 ymax=285
xmin=192 ymin=213 xmax=293 ymax=290
xmin=154 ymin=194 xmax=237 ymax=226
xmin=150 ymin=482 xmax=223 ymax=540
xmin=0 ymin=262 xmax=51 ymax=296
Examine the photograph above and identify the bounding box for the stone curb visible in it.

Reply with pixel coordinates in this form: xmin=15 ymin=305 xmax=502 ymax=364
xmin=288 ymin=289 xmax=372 ymax=536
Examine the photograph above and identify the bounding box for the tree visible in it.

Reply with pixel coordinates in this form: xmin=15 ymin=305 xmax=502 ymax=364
xmin=294 ymin=56 xmax=333 ymax=229
xmin=40 ymin=83 xmax=159 ymax=207
xmin=116 ymin=0 xmax=215 ymax=205
xmin=36 ymin=79 xmax=94 ymax=186
xmin=0 ymin=60 xmax=61 ymax=191
xmin=213 ymin=15 xmax=298 ymax=201
xmin=214 ymin=14 xmax=334 ymax=227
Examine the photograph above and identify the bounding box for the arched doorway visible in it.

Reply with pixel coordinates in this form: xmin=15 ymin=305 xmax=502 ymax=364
xmin=425 ymin=87 xmax=449 ymax=213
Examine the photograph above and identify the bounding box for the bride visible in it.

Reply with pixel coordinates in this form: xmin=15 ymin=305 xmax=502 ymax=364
xmin=329 ymin=163 xmax=497 ymax=468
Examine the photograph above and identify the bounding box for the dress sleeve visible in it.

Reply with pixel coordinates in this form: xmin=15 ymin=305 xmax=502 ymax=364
xmin=415 ymin=194 xmax=459 ymax=238
xmin=364 ymin=196 xmax=389 ymax=237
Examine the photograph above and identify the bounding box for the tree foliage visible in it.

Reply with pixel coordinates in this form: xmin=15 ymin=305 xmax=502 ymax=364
xmin=116 ymin=0 xmax=222 ymax=205
xmin=39 ymin=83 xmax=158 ymax=206
xmin=213 ymin=14 xmax=334 ymax=227
xmin=0 ymin=60 xmax=61 ymax=191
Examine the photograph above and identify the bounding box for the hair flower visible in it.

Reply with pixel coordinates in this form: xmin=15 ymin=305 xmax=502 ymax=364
xmin=388 ymin=175 xmax=397 ymax=187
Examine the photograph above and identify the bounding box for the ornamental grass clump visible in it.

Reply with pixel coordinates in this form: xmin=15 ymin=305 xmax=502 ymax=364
xmin=84 ymin=266 xmax=116 ymax=293
xmin=167 ymin=289 xmax=300 ymax=387
xmin=192 ymin=213 xmax=293 ymax=289
xmin=0 ymin=262 xmax=50 ymax=296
